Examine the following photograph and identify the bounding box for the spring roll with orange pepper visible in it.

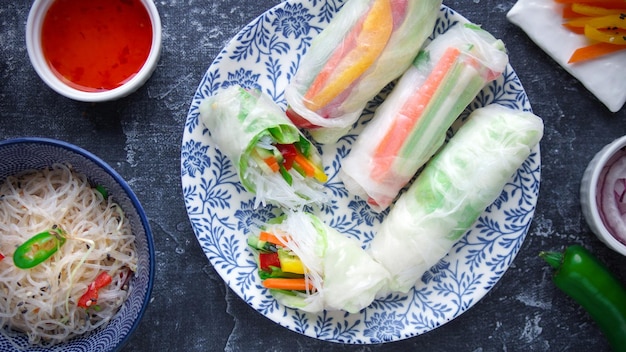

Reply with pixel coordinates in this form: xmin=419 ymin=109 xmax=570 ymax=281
xmin=285 ymin=0 xmax=442 ymax=144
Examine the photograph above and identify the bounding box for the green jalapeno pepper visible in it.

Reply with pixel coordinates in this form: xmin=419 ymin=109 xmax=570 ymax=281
xmin=13 ymin=226 xmax=66 ymax=269
xmin=540 ymin=245 xmax=626 ymax=351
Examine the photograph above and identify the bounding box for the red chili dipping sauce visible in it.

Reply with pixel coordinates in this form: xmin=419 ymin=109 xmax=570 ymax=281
xmin=41 ymin=0 xmax=153 ymax=92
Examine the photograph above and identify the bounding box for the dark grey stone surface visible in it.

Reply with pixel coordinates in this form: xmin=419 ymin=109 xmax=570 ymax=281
xmin=1 ymin=0 xmax=624 ymax=351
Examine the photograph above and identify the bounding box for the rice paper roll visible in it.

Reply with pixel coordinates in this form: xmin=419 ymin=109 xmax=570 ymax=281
xmin=199 ymin=85 xmax=327 ymax=209
xmin=248 ymin=211 xmax=390 ymax=313
xmin=369 ymin=104 xmax=544 ymax=293
xmin=340 ymin=23 xmax=509 ymax=212
xmin=285 ymin=0 xmax=442 ymax=144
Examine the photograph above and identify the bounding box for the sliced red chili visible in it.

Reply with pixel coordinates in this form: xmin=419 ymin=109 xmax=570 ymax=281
xmin=77 ymin=272 xmax=113 ymax=308
xmin=276 ymin=144 xmax=298 ymax=170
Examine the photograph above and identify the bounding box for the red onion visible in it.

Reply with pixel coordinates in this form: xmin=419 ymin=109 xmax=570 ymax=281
xmin=597 ymin=147 xmax=626 ymax=245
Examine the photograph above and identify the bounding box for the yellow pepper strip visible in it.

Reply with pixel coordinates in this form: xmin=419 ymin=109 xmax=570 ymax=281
xmin=303 ymin=0 xmax=393 ymax=112
xmin=312 ymin=167 xmax=327 ymax=184
xmin=584 ymin=25 xmax=626 ymax=44
xmin=278 ymin=249 xmax=306 ymax=274
xmin=565 ymin=13 xmax=626 ymax=30
xmin=571 ymin=3 xmax=626 ymax=16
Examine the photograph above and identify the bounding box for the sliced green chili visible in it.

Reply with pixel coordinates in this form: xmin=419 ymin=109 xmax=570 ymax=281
xmin=279 ymin=164 xmax=292 ymax=186
xmin=540 ymin=245 xmax=626 ymax=351
xmin=95 ymin=185 xmax=109 ymax=199
xmin=13 ymin=226 xmax=67 ymax=269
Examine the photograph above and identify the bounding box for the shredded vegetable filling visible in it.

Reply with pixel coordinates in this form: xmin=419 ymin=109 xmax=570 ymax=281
xmin=0 ymin=163 xmax=137 ymax=346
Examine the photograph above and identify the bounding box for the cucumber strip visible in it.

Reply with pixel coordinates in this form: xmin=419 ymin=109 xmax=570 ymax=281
xmin=397 ymin=58 xmax=487 ymax=162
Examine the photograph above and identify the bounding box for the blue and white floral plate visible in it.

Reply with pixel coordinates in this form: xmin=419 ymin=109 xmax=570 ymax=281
xmin=181 ymin=0 xmax=540 ymax=344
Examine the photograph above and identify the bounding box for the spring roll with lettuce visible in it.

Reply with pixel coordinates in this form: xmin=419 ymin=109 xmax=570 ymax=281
xmin=340 ymin=23 xmax=509 ymax=212
xmin=285 ymin=0 xmax=442 ymax=144
xmin=199 ymin=85 xmax=328 ymax=209
xmin=248 ymin=211 xmax=390 ymax=313
xmin=369 ymin=104 xmax=544 ymax=293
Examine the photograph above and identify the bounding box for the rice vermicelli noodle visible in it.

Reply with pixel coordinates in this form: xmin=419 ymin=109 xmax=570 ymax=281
xmin=0 ymin=163 xmax=137 ymax=345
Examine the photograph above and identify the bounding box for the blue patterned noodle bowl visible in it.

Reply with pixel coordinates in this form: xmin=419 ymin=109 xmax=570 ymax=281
xmin=181 ymin=0 xmax=541 ymax=344
xmin=0 ymin=138 xmax=155 ymax=352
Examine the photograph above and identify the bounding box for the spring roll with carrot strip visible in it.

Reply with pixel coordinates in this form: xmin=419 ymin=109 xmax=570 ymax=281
xmin=285 ymin=0 xmax=442 ymax=144
xmin=248 ymin=211 xmax=390 ymax=313
xmin=340 ymin=23 xmax=509 ymax=212
xmin=369 ymin=104 xmax=543 ymax=293
xmin=199 ymin=85 xmax=328 ymax=209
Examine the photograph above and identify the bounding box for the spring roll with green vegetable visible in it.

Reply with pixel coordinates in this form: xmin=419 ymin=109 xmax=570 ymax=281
xmin=340 ymin=23 xmax=509 ymax=212
xmin=369 ymin=104 xmax=544 ymax=293
xmin=285 ymin=0 xmax=442 ymax=144
xmin=199 ymin=85 xmax=328 ymax=209
xmin=248 ymin=211 xmax=390 ymax=313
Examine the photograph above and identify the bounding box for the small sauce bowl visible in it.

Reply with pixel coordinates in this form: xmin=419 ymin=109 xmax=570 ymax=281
xmin=26 ymin=0 xmax=162 ymax=102
xmin=580 ymin=135 xmax=626 ymax=256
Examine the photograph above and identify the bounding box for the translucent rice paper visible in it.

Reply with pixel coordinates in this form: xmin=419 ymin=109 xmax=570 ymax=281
xmin=285 ymin=0 xmax=442 ymax=144
xmin=369 ymin=104 xmax=544 ymax=293
xmin=341 ymin=24 xmax=509 ymax=212
xmin=265 ymin=211 xmax=390 ymax=313
xmin=199 ymin=85 xmax=326 ymax=209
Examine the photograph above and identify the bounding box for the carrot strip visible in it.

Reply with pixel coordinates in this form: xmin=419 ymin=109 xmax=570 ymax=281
xmin=263 ymin=157 xmax=280 ymax=173
xmin=293 ymin=153 xmax=315 ymax=177
xmin=372 ymin=47 xmax=461 ymax=172
xmin=259 ymin=231 xmax=287 ymax=246
xmin=262 ymin=277 xmax=313 ymax=291
xmin=568 ymin=41 xmax=626 ymax=63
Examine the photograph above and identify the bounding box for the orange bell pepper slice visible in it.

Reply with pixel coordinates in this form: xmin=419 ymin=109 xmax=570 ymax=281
xmin=303 ymin=0 xmax=394 ymax=111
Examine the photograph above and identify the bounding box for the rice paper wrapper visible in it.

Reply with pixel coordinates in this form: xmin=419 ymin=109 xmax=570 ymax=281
xmin=199 ymin=85 xmax=326 ymax=209
xmin=266 ymin=211 xmax=390 ymax=313
xmin=340 ymin=23 xmax=509 ymax=211
xmin=285 ymin=0 xmax=442 ymax=144
xmin=369 ymin=104 xmax=544 ymax=293
xmin=507 ymin=0 xmax=626 ymax=112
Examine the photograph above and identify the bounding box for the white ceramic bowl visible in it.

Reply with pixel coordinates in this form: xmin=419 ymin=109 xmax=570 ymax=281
xmin=0 ymin=138 xmax=155 ymax=351
xmin=25 ymin=0 xmax=162 ymax=102
xmin=580 ymin=135 xmax=626 ymax=256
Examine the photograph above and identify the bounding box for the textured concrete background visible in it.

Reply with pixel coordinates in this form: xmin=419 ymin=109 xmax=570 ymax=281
xmin=1 ymin=0 xmax=625 ymax=351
